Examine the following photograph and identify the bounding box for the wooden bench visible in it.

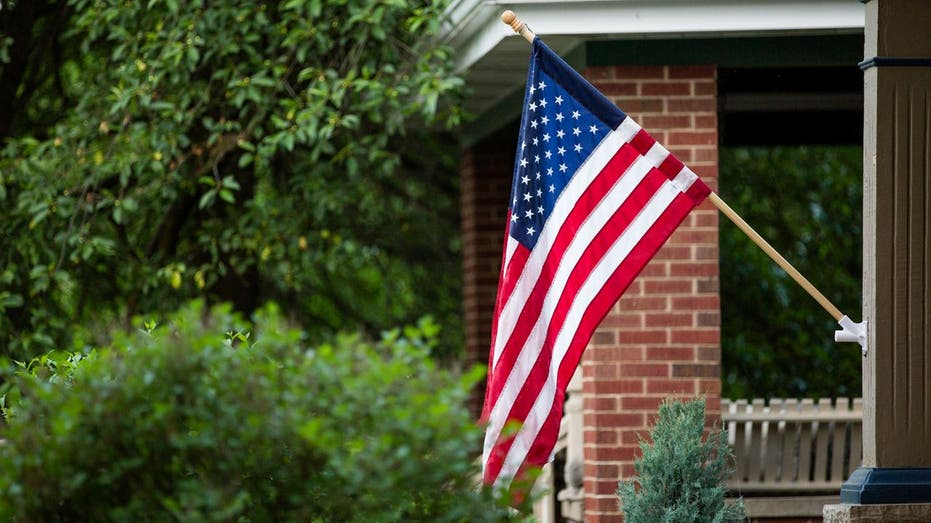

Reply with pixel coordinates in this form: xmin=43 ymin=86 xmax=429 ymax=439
xmin=724 ymin=397 xmax=863 ymax=494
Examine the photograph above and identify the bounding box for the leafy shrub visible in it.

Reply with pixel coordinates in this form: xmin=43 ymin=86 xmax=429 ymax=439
xmin=617 ymin=398 xmax=746 ymax=523
xmin=0 ymin=302 xmax=516 ymax=522
xmin=1 ymin=0 xmax=465 ymax=363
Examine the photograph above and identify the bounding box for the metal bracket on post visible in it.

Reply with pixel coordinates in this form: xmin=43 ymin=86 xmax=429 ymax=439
xmin=835 ymin=315 xmax=868 ymax=356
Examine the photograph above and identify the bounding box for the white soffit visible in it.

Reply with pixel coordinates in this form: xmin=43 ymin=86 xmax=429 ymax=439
xmin=446 ymin=0 xmax=865 ymax=144
xmin=447 ymin=0 xmax=865 ymax=73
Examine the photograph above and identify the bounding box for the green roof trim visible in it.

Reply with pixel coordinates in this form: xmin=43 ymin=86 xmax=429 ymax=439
xmin=586 ymin=34 xmax=864 ymax=68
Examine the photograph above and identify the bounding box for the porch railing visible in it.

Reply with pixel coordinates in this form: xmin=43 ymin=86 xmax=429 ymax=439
xmin=724 ymin=397 xmax=863 ymax=494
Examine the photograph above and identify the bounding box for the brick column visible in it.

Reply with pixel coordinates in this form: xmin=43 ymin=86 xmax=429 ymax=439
xmin=581 ymin=65 xmax=721 ymax=522
xmin=461 ymin=130 xmax=514 ymax=415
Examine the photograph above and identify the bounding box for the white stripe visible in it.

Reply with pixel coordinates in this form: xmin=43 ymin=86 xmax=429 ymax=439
xmin=670 ymin=166 xmax=699 ymax=193
xmin=495 ymin=169 xmax=700 ymax=485
xmin=490 ymin=127 xmax=632 ymax=370
xmin=482 ymin=150 xmax=658 ymax=468
xmin=644 ymin=142 xmax=669 ymax=168
xmin=616 ymin=117 xmax=642 ymax=142
xmin=503 ymin=236 xmax=519 ymax=270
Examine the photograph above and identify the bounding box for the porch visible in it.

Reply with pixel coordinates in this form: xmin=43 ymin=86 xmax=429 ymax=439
xmin=533 ymin=374 xmax=863 ymax=522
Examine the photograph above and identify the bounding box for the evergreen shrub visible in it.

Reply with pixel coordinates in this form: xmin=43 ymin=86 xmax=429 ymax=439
xmin=617 ymin=397 xmax=746 ymax=523
xmin=0 ymin=301 xmax=517 ymax=522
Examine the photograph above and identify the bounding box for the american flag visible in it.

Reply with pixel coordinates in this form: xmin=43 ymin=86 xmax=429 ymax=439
xmin=481 ymin=38 xmax=711 ymax=488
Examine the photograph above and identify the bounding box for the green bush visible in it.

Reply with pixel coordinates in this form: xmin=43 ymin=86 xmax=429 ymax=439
xmin=0 ymin=302 xmax=517 ymax=522
xmin=617 ymin=398 xmax=746 ymax=523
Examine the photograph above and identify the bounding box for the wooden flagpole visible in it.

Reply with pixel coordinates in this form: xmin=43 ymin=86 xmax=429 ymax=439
xmin=706 ymin=193 xmax=842 ymax=321
xmin=499 ymin=10 xmax=845 ymax=323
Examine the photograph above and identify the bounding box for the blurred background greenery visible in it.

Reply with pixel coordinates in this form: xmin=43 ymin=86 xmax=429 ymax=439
xmin=720 ymin=145 xmax=862 ymax=399
xmin=0 ymin=0 xmax=465 ymax=361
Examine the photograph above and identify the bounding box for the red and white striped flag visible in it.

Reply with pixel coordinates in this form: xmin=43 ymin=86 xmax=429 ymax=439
xmin=481 ymin=38 xmax=710 ymax=488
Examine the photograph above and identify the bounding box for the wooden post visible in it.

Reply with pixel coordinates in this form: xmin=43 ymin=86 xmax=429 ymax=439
xmin=826 ymin=0 xmax=931 ymax=517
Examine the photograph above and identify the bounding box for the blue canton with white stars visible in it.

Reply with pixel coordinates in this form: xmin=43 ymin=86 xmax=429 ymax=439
xmin=509 ymin=70 xmax=610 ymax=250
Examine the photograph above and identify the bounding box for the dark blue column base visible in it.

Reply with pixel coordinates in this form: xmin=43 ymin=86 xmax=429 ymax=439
xmin=840 ymin=467 xmax=931 ymax=504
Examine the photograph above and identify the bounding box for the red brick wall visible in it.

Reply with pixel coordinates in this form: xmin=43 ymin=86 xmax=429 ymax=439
xmin=581 ymin=65 xmax=721 ymax=522
xmin=461 ymin=130 xmax=514 ymax=415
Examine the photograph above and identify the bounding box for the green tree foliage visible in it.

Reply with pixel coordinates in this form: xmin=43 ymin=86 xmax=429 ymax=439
xmin=617 ymin=398 xmax=746 ymax=523
xmin=719 ymin=146 xmax=862 ymax=398
xmin=0 ymin=0 xmax=464 ymax=360
xmin=0 ymin=301 xmax=523 ymax=522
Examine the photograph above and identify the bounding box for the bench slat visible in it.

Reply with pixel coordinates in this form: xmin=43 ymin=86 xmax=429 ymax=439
xmin=748 ymin=398 xmax=765 ymax=482
xmin=764 ymin=399 xmax=783 ymax=482
xmin=797 ymin=399 xmax=815 ymax=483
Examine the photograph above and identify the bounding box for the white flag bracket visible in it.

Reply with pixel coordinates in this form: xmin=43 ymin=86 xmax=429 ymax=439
xmin=835 ymin=315 xmax=868 ymax=356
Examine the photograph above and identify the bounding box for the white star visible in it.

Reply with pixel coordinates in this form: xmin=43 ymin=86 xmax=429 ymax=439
xmin=549 ymin=184 xmax=556 ymax=192
xmin=536 ymin=188 xmax=542 ymax=197
xmin=543 ymin=133 xmax=551 ymax=142
xmin=572 ymin=110 xmax=580 ymax=120
xmin=511 ymin=213 xmax=518 ymax=223
xmin=557 ymin=146 xmax=566 ymax=156
xmin=539 ymin=98 xmax=548 ymax=108
xmin=521 ymin=174 xmax=530 ymax=184
xmin=538 ymin=80 xmax=546 ymax=90
xmin=523 ymin=192 xmax=532 ymax=202
xmin=538 ymin=205 xmax=544 ymax=214
xmin=525 ymin=209 xmax=534 ymax=219
xmin=535 ymin=171 xmax=541 ymax=180
xmin=554 ymin=95 xmax=563 ymax=105
xmin=589 ymin=125 xmax=598 ymax=134
xmin=572 ymin=127 xmax=581 ymax=136
xmin=555 ymin=112 xmax=564 ymax=122
xmin=556 ymin=129 xmax=565 ymax=139
xmin=521 ymin=140 xmax=526 ymax=150
xmin=529 ymin=84 xmax=536 ymax=95
xmin=529 ymin=101 xmax=537 ymax=112
xmin=546 ymin=167 xmax=554 ymax=176
xmin=559 ymin=163 xmax=568 ymax=173
xmin=540 ymin=115 xmax=549 ymax=125
xmin=530 ymin=119 xmax=538 ymax=129
xmin=532 ymin=137 xmax=539 ymax=146
xmin=574 ymin=143 xmax=583 ymax=153
xmin=545 ymin=150 xmax=552 ymax=159
xmin=520 ymin=158 xmax=528 ymax=168
xmin=527 ymin=226 xmax=536 ymax=236
xmin=534 ymin=154 xmax=540 ymax=163
xmin=513 ymin=195 xmax=517 ymax=205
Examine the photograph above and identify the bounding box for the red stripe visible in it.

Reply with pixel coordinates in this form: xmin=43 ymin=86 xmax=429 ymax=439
xmin=484 ymin=143 xmax=640 ymax=414
xmin=483 ymin=166 xmax=669 ymax=484
xmin=659 ymin=155 xmax=684 ymax=181
xmin=496 ymin=243 xmax=531 ymax=329
xmin=630 ymin=129 xmax=656 ymax=156
xmin=483 ymin=250 xmax=530 ymax=420
xmin=686 ymin=177 xmax=711 ymax=202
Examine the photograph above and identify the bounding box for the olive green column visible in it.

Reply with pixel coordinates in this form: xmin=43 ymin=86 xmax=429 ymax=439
xmin=860 ymin=0 xmax=931 ymax=472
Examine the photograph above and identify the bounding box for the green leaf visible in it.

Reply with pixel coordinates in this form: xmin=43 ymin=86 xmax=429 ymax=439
xmin=199 ymin=191 xmax=216 ymax=209
xmin=0 ymin=292 xmax=24 ymax=309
